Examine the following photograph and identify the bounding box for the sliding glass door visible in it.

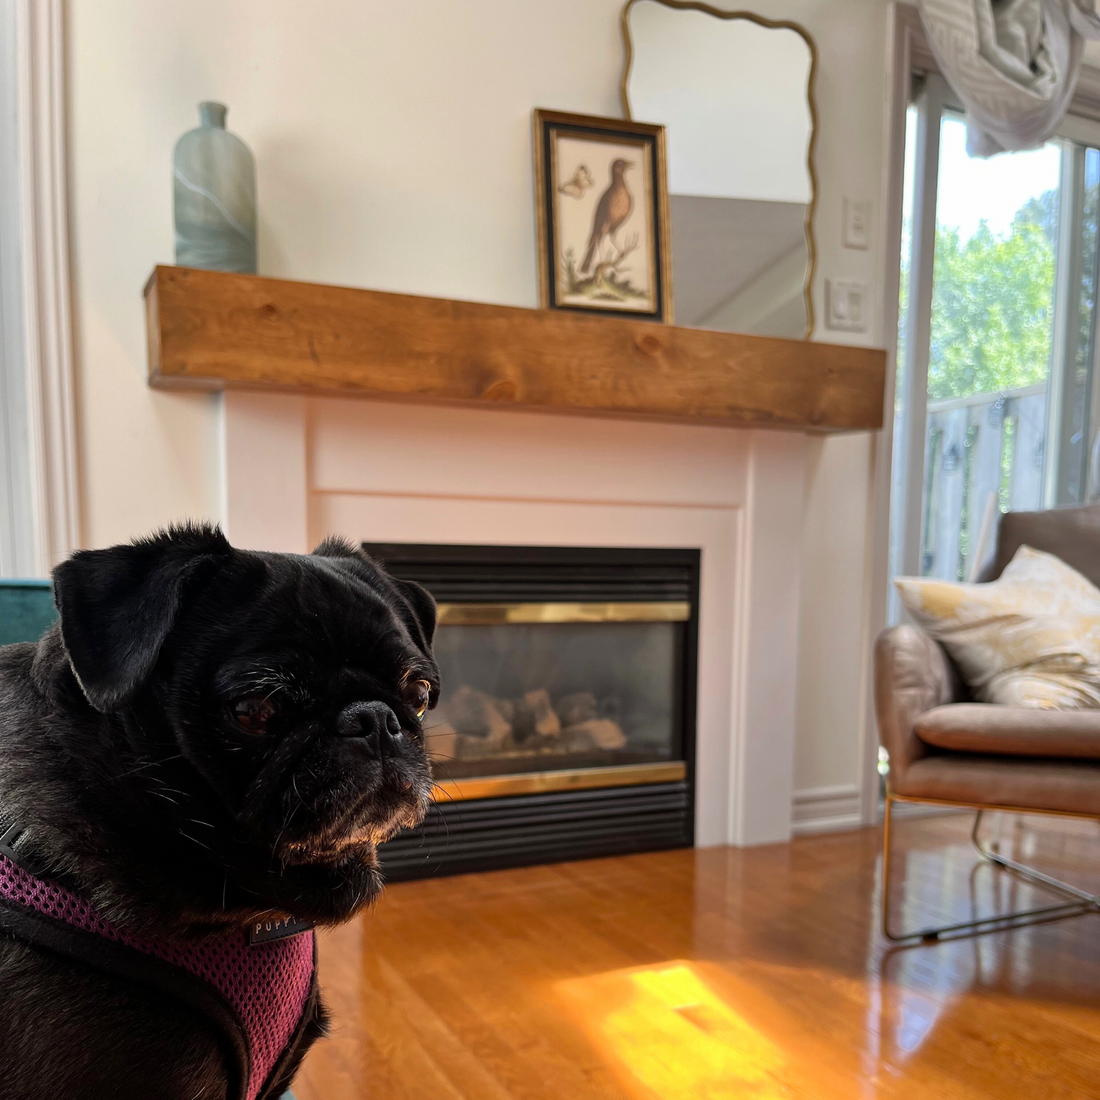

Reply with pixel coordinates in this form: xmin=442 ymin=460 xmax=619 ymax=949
xmin=892 ymin=75 xmax=1100 ymax=600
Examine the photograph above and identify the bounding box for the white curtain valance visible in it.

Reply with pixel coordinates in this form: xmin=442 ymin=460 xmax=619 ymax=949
xmin=918 ymin=0 xmax=1100 ymax=156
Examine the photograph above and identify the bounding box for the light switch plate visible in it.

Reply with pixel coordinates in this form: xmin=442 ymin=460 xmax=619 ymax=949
xmin=842 ymin=197 xmax=871 ymax=250
xmin=826 ymin=278 xmax=868 ymax=332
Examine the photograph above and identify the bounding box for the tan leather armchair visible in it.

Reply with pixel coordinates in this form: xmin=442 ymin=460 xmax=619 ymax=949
xmin=875 ymin=502 xmax=1100 ymax=941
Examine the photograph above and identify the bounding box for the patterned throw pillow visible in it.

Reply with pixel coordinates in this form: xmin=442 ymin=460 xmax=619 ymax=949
xmin=894 ymin=546 xmax=1100 ymax=709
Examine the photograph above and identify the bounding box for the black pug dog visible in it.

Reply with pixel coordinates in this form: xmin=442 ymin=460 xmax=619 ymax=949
xmin=0 ymin=525 xmax=439 ymax=1099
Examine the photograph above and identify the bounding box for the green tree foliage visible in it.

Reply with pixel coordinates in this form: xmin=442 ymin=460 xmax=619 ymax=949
xmin=1014 ymin=187 xmax=1058 ymax=249
xmin=928 ymin=211 xmax=1055 ymax=400
xmin=901 ymin=169 xmax=1100 ymax=404
xmin=923 ymin=173 xmax=1100 ymax=401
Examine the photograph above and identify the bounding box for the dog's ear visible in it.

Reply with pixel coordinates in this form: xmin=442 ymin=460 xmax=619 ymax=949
xmin=311 ymin=539 xmax=437 ymax=654
xmin=52 ymin=525 xmax=234 ymax=712
xmin=396 ymin=580 xmax=437 ymax=654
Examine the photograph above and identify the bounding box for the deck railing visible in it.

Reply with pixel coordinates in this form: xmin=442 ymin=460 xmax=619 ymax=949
xmin=922 ymin=383 xmax=1047 ymax=580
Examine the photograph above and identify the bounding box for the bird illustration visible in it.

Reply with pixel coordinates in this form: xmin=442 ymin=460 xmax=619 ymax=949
xmin=558 ymin=165 xmax=593 ymax=199
xmin=581 ymin=159 xmax=634 ymax=274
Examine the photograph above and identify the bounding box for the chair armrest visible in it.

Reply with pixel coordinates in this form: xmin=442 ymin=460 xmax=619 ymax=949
xmin=874 ymin=624 xmax=965 ymax=786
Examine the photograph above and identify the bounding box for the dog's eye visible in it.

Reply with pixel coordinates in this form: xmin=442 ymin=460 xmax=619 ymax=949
xmin=231 ymin=695 xmax=278 ymax=733
xmin=404 ymin=679 xmax=432 ymax=719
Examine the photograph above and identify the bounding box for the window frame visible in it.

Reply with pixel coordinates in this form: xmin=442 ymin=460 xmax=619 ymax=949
xmin=863 ymin=3 xmax=1100 ymax=829
xmin=891 ymin=75 xmax=1100 ymax=596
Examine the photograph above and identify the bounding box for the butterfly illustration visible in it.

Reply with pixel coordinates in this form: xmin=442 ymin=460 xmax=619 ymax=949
xmin=558 ymin=165 xmax=593 ymax=199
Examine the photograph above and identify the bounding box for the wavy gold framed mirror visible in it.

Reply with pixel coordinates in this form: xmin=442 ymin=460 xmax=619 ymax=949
xmin=620 ymin=1 xmax=819 ymax=339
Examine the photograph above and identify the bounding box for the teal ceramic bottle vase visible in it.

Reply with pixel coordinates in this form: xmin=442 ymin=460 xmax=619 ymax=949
xmin=173 ymin=101 xmax=257 ymax=273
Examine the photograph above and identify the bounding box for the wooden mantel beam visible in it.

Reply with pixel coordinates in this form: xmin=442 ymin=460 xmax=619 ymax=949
xmin=144 ymin=266 xmax=886 ymax=433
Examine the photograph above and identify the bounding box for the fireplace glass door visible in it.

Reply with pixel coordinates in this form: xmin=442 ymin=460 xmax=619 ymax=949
xmin=426 ymin=603 xmax=686 ymax=783
xmin=363 ymin=544 xmax=698 ymax=878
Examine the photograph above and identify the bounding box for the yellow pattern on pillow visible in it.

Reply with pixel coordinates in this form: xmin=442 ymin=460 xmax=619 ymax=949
xmin=894 ymin=546 xmax=1100 ymax=709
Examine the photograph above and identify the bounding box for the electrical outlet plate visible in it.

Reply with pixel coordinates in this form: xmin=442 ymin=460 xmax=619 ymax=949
xmin=842 ymin=197 xmax=871 ymax=250
xmin=826 ymin=278 xmax=868 ymax=332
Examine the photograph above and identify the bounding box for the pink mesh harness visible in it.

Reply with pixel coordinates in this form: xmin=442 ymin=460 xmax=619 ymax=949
xmin=0 ymin=851 xmax=315 ymax=1100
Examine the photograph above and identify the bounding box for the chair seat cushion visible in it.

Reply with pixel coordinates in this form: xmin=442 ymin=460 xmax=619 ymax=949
xmin=915 ymin=703 xmax=1100 ymax=759
xmin=893 ymin=753 xmax=1100 ymax=816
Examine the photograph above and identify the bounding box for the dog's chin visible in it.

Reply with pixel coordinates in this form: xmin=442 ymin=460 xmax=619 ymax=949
xmin=277 ymin=791 xmax=430 ymax=869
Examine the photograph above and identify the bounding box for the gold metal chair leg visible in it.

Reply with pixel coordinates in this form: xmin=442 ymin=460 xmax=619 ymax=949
xmin=881 ymin=795 xmax=1097 ymax=943
xmin=971 ymin=809 xmax=1100 ymax=908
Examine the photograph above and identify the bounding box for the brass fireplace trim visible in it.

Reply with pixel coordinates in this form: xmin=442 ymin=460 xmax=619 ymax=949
xmin=436 ymin=601 xmax=691 ymax=625
xmin=432 ymin=760 xmax=687 ymax=802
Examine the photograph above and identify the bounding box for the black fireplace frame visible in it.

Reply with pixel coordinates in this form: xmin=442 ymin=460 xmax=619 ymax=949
xmin=363 ymin=543 xmax=699 ymax=880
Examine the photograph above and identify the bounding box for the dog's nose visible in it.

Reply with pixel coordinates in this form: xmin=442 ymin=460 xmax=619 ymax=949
xmin=336 ymin=701 xmax=404 ymax=754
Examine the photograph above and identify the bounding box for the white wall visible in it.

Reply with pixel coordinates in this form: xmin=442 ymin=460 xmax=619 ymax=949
xmin=790 ymin=1 xmax=891 ymax=827
xmin=65 ymin=0 xmax=892 ymax=825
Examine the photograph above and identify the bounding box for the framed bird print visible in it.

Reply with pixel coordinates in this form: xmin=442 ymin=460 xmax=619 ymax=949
xmin=533 ymin=109 xmax=672 ymax=322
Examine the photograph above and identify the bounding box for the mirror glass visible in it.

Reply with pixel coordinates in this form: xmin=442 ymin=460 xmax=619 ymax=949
xmin=625 ymin=2 xmax=815 ymax=338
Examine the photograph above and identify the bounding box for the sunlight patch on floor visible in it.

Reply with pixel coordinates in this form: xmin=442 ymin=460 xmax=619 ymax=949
xmin=557 ymin=962 xmax=786 ymax=1099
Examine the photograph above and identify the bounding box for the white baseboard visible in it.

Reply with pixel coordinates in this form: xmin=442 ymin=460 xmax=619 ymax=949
xmin=791 ymin=784 xmax=863 ymax=836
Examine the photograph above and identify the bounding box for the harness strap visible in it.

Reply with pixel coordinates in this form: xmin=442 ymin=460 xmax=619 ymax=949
xmin=0 ymin=805 xmax=318 ymax=1100
xmin=0 ymin=895 xmax=251 ymax=1100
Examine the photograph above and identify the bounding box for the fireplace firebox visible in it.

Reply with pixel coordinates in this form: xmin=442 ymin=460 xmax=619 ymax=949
xmin=364 ymin=544 xmax=699 ymax=879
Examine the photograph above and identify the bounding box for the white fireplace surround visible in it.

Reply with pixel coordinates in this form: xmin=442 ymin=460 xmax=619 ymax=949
xmin=220 ymin=390 xmax=808 ymax=848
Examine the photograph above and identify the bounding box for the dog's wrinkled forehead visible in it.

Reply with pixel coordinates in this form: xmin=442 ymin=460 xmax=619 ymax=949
xmin=303 ymin=538 xmax=437 ymax=658
xmin=249 ymin=552 xmax=420 ymax=660
xmin=198 ymin=552 xmax=428 ymax=699
xmin=51 ymin=526 xmax=437 ymax=714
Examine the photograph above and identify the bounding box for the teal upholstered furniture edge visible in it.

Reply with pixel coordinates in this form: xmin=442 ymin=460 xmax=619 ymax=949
xmin=0 ymin=580 xmax=57 ymax=646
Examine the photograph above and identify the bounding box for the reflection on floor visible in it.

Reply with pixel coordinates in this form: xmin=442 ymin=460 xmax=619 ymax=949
xmin=294 ymin=812 xmax=1100 ymax=1100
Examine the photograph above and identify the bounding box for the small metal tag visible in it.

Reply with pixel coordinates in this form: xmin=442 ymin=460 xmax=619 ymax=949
xmin=248 ymin=915 xmax=314 ymax=946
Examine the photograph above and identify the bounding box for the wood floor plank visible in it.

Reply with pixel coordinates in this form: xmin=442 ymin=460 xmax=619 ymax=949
xmin=295 ymin=813 xmax=1100 ymax=1100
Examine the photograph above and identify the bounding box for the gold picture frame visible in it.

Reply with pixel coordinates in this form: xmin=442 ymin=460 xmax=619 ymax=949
xmin=618 ymin=0 xmax=819 ymax=338
xmin=533 ymin=109 xmax=673 ymax=323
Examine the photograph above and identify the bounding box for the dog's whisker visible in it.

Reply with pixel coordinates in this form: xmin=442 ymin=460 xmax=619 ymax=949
xmin=176 ymin=827 xmax=211 ymax=852
xmin=113 ymin=753 xmax=185 ymax=780
xmin=149 ymin=785 xmax=191 ymax=800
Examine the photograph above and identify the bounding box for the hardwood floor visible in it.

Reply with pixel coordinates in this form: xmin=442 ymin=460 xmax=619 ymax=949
xmin=294 ymin=811 xmax=1100 ymax=1099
